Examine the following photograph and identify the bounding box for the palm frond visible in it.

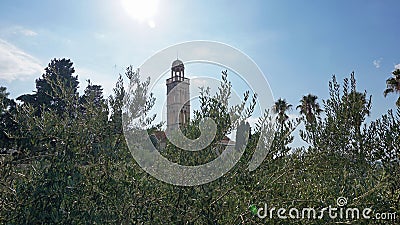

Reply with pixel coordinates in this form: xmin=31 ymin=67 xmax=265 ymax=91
xmin=384 ymin=88 xmax=394 ymax=97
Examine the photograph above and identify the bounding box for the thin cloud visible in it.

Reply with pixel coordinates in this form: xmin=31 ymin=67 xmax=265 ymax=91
xmin=1 ymin=26 xmax=38 ymax=37
xmin=395 ymin=64 xmax=400 ymax=70
xmin=14 ymin=26 xmax=38 ymax=36
xmin=373 ymin=58 xmax=382 ymax=68
xmin=0 ymin=39 xmax=43 ymax=81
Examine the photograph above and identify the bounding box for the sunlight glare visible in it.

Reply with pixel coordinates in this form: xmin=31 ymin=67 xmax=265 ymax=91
xmin=121 ymin=0 xmax=158 ymax=28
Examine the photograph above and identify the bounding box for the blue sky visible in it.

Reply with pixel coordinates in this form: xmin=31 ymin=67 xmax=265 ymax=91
xmin=1 ymin=0 xmax=399 ymax=126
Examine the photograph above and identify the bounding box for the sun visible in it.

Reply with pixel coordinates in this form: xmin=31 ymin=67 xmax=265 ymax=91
xmin=121 ymin=0 xmax=158 ymax=28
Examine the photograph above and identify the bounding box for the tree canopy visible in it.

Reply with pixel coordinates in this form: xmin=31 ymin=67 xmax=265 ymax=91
xmin=0 ymin=59 xmax=399 ymax=224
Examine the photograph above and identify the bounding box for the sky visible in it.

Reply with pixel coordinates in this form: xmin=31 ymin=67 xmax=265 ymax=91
xmin=1 ymin=0 xmax=399 ymax=141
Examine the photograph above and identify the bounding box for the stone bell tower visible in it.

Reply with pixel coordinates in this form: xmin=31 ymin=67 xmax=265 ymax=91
xmin=166 ymin=59 xmax=190 ymax=131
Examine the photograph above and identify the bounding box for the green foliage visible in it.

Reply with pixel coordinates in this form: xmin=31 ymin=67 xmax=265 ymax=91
xmin=0 ymin=86 xmax=17 ymax=149
xmin=298 ymin=72 xmax=398 ymax=224
xmin=297 ymin=93 xmax=322 ymax=124
xmin=17 ymin=58 xmax=79 ymax=117
xmin=0 ymin=60 xmax=399 ymax=224
xmin=272 ymin=98 xmax=292 ymax=124
xmin=384 ymin=68 xmax=400 ymax=107
xmin=300 ymin=72 xmax=372 ymax=153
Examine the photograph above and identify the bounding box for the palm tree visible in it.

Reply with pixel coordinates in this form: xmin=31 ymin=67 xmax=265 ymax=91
xmin=272 ymin=98 xmax=292 ymax=123
xmin=343 ymin=91 xmax=371 ymax=134
xmin=384 ymin=68 xmax=400 ymax=107
xmin=297 ymin=94 xmax=323 ymax=123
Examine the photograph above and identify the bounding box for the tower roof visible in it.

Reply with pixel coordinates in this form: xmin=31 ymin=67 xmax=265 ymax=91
xmin=172 ymin=59 xmax=184 ymax=68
